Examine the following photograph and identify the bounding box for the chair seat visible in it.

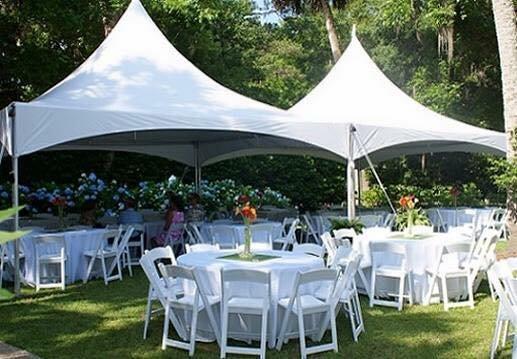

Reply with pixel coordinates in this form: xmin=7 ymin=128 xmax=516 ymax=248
xmin=314 ymin=287 xmax=353 ymax=302
xmin=278 ymin=294 xmax=327 ymax=313
xmin=227 ymin=296 xmax=266 ymax=310
xmin=171 ymin=294 xmax=219 ymax=310
xmin=426 ymin=264 xmax=469 ymax=277
xmin=38 ymin=254 xmax=66 ymax=262
xmin=83 ymin=248 xmax=117 ymax=258
xmin=375 ymin=265 xmax=407 ymax=277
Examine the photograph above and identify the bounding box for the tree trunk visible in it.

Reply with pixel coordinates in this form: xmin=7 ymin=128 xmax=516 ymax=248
xmin=319 ymin=0 xmax=342 ymax=63
xmin=491 ymin=0 xmax=517 ymax=238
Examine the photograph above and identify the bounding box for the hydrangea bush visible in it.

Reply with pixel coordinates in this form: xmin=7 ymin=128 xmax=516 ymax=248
xmin=0 ymin=173 xmax=291 ymax=216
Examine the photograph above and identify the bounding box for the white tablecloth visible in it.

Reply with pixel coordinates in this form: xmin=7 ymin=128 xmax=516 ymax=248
xmin=21 ymin=229 xmax=108 ymax=284
xmin=201 ymin=222 xmax=283 ymax=245
xmin=354 ymin=229 xmax=470 ymax=304
xmin=178 ymin=250 xmax=325 ymax=347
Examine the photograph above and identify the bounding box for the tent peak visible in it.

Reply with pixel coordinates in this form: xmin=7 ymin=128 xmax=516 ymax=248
xmin=351 ymin=24 xmax=357 ymax=38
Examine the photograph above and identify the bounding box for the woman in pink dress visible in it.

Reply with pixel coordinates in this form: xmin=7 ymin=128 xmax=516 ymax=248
xmin=154 ymin=194 xmax=185 ymax=248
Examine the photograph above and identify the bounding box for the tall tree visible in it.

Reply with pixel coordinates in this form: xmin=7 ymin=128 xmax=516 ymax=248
xmin=272 ymin=0 xmax=344 ymax=62
xmin=491 ymin=0 xmax=517 ymax=232
xmin=491 ymin=0 xmax=517 ymax=160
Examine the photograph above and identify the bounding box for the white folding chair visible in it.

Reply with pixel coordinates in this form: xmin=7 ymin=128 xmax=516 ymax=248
xmin=369 ymin=242 xmax=413 ymax=311
xmin=125 ymin=223 xmax=145 ymax=266
xmin=276 ymin=268 xmax=339 ymax=358
xmin=274 ymin=218 xmax=299 ymax=250
xmin=34 ymin=234 xmax=67 ymax=291
xmin=140 ymin=246 xmax=180 ymax=340
xmin=471 ymin=229 xmax=500 ymax=299
xmin=320 ymin=232 xmax=338 ymax=266
xmin=83 ymin=227 xmax=133 ymax=285
xmin=292 ymin=243 xmax=325 ymax=258
xmin=488 ymin=261 xmax=517 ymax=358
xmin=209 ymin=225 xmax=238 ymax=249
xmin=338 ymin=252 xmax=365 ymax=341
xmin=424 ymin=242 xmax=475 ymax=310
xmin=332 ymin=228 xmax=357 ymax=242
xmin=382 ymin=213 xmax=396 ymax=229
xmin=185 ymin=222 xmax=206 ymax=244
xmin=281 ymin=217 xmax=297 ymax=236
xmin=301 ymin=215 xmax=321 ymax=244
xmin=185 ymin=243 xmax=220 ymax=253
xmin=250 ymin=223 xmax=274 ymax=250
xmin=487 ymin=208 xmax=508 ymax=240
xmin=318 ymin=251 xmax=365 ymax=342
xmin=158 ymin=264 xmax=220 ymax=356
xmin=220 ymin=268 xmax=270 ymax=359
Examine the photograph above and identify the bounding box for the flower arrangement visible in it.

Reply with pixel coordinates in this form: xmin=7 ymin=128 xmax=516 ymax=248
xmin=51 ymin=196 xmax=67 ymax=230
xmin=234 ymin=194 xmax=258 ymax=258
xmin=449 ymin=184 xmax=461 ymax=208
xmin=396 ymin=195 xmax=429 ymax=237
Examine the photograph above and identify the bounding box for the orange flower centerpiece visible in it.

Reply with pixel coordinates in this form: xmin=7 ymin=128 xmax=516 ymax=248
xmin=397 ymin=194 xmax=428 ymax=238
xmin=235 ymin=194 xmax=257 ymax=258
xmin=51 ymin=196 xmax=67 ymax=230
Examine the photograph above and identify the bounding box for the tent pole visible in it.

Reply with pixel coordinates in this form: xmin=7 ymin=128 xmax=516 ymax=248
xmin=347 ymin=125 xmax=356 ymax=219
xmin=194 ymin=142 xmax=201 ymax=193
xmin=12 ymin=156 xmax=20 ymax=295
xmin=9 ymin=103 xmax=21 ymax=295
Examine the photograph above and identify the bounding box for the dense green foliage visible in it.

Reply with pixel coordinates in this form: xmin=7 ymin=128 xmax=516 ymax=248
xmin=0 ymin=0 xmax=507 ymax=209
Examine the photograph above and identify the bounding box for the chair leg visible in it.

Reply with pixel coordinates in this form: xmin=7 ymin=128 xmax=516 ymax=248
xmin=297 ymin=308 xmax=307 ymax=359
xmin=369 ymin=271 xmax=376 ymax=307
xmin=467 ymin=275 xmax=475 ymax=309
xmin=490 ymin=308 xmax=502 ymax=359
xmin=407 ymin=272 xmax=414 ymax=305
xmin=116 ymin=255 xmax=123 ymax=281
xmin=100 ymin=257 xmax=109 ymax=285
xmin=162 ymin=304 xmax=170 ymax=350
xmin=35 ymin=259 xmax=40 ymax=292
xmin=143 ymin=287 xmax=153 ymax=339
xmin=189 ymin=307 xmax=198 ymax=357
xmin=260 ymin=307 xmax=268 ymax=359
xmin=60 ymin=258 xmax=66 ymax=291
xmin=398 ymin=274 xmax=405 ymax=311
xmin=330 ymin=307 xmax=338 ymax=352
xmin=220 ymin=306 xmax=229 ymax=359
xmin=358 ymin=269 xmax=371 ymax=300
xmin=126 ymin=249 xmax=133 ymax=277
xmin=425 ymin=274 xmax=437 ymax=305
xmin=276 ymin=306 xmax=290 ymax=350
xmin=441 ymin=276 xmax=449 ymax=311
xmin=84 ymin=256 xmax=95 ymax=284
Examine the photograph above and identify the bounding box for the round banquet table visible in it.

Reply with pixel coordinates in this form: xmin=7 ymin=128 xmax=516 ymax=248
xmin=177 ymin=249 xmax=325 ymax=348
xmin=20 ymin=229 xmax=109 ymax=284
xmin=354 ymin=228 xmax=471 ymax=304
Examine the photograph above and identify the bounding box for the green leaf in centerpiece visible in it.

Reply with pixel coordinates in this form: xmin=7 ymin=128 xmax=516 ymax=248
xmin=0 ymin=206 xmax=25 ymax=224
xmin=0 ymin=230 xmax=31 ymax=245
xmin=218 ymin=253 xmax=280 ymax=262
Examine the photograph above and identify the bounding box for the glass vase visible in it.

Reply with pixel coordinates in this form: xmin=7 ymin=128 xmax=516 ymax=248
xmin=240 ymin=219 xmax=253 ymax=259
xmin=406 ymin=210 xmax=414 ymax=238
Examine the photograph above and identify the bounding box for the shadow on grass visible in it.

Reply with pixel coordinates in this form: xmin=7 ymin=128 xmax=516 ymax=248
xmin=0 ymin=270 xmax=498 ymax=358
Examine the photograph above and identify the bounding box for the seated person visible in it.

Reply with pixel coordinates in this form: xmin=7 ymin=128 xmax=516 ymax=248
xmin=118 ymin=198 xmax=143 ymax=225
xmin=153 ymin=194 xmax=185 ymax=249
xmin=185 ymin=192 xmax=205 ymax=223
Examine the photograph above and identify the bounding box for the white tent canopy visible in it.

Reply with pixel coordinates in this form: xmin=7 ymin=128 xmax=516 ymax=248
xmin=289 ymin=28 xmax=506 ymax=217
xmin=0 ymin=0 xmax=347 ymax=167
xmin=290 ymin=29 xmax=506 ymax=161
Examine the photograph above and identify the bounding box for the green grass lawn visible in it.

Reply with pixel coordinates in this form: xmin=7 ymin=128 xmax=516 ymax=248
xmin=0 ymin=271 xmax=509 ymax=358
